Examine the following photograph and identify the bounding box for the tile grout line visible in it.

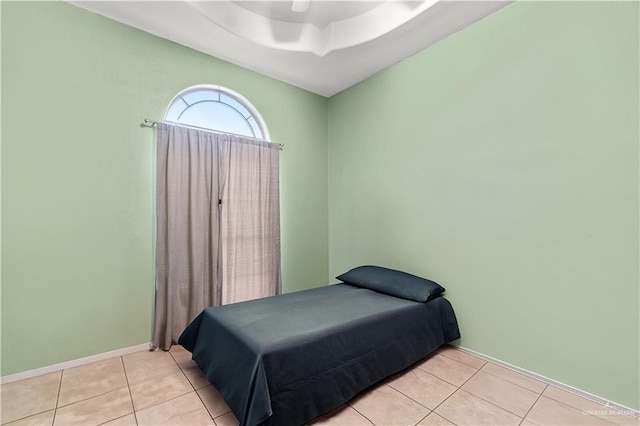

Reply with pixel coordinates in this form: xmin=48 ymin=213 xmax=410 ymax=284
xmin=169 ymin=350 xmax=197 ymax=390
xmin=48 ymin=358 xmax=137 ymax=412
xmin=437 ymin=348 xmax=488 ymax=370
xmin=426 ymin=392 xmax=457 ymax=425
xmin=381 ymin=383 xmax=433 ymax=414
xmin=97 ymin=413 xmax=136 ymax=426
xmin=169 ymin=349 xmax=227 ymax=421
xmin=362 ymin=357 xmax=473 ymax=420
xmin=171 ymin=347 xmax=236 ymax=421
xmin=458 ymin=381 xmax=534 ymax=420
xmin=453 ymin=345 xmax=640 ymax=418
xmin=454 ymin=365 xmax=543 ymax=422
xmin=51 ymin=387 xmax=130 ymax=410
xmin=192 ymin=382 xmax=224 ymax=421
xmin=195 ymin=392 xmax=233 ymax=421
xmin=412 ymin=410 xmax=433 ymax=426
xmin=539 ymin=391 xmax=638 ymax=424
xmin=453 ymin=363 xmax=482 ymax=390
xmin=518 ymin=383 xmax=547 ymax=426
xmin=467 ymin=396 xmax=527 ymax=422
xmin=0 ymin=344 xmax=152 ymax=386
xmin=120 ymin=355 xmax=139 ymax=425
xmin=435 ymin=356 xmax=539 ymax=424
xmin=0 ymin=405 xmax=57 ymax=424
xmin=212 ymin=407 xmax=238 ymax=424
xmin=386 ymin=383 xmax=438 ymax=414
xmin=414 ymin=366 xmax=469 ymax=389
xmin=133 ymin=389 xmax=197 ymax=416
xmin=421 ymin=369 xmax=462 ymax=387
xmin=423 ymin=363 xmax=485 ymax=425
xmin=170 ymin=348 xmax=211 ymax=391
xmin=536 ymin=394 xmax=621 ymax=426
xmin=456 ymin=362 xmax=548 ymax=420
xmin=474 ymin=368 xmax=635 ymax=424
xmin=345 ymin=402 xmax=376 ymax=426
xmin=479 ymin=363 xmax=546 ymax=395
xmin=383 ymin=373 xmax=455 ymax=420
xmin=51 ymin=369 xmax=64 ymax=426
xmin=212 ymin=411 xmax=234 ymax=421
xmin=4 ymin=365 xmax=132 ymax=425
xmin=412 ymin=365 xmax=475 ymax=391
xmin=123 ymin=350 xmax=195 ymax=414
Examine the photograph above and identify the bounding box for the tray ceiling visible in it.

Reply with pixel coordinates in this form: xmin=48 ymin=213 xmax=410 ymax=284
xmin=68 ymin=0 xmax=512 ymax=97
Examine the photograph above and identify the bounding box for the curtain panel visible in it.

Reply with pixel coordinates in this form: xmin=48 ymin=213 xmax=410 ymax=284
xmin=222 ymin=139 xmax=281 ymax=304
xmin=153 ymin=123 xmax=281 ymax=350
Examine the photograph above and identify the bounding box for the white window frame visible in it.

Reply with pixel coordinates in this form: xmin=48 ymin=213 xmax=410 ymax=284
xmin=164 ymin=84 xmax=270 ymax=141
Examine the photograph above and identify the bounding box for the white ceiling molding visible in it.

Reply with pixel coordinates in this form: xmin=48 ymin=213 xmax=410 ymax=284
xmin=187 ymin=0 xmax=442 ymax=57
xmin=67 ymin=0 xmax=513 ymax=97
xmin=236 ymin=1 xmax=385 ymax=28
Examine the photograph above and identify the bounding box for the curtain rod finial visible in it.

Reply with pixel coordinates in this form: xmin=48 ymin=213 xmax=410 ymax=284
xmin=141 ymin=118 xmax=157 ymax=128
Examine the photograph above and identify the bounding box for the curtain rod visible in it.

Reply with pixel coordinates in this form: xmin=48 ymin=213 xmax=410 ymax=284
xmin=140 ymin=118 xmax=284 ymax=148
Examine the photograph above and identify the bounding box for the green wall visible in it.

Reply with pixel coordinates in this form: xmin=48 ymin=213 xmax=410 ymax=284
xmin=2 ymin=0 xmax=639 ymax=413
xmin=328 ymin=1 xmax=639 ymax=409
xmin=1 ymin=1 xmax=328 ymax=376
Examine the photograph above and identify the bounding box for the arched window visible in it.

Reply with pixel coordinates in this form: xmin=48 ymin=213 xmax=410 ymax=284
xmin=164 ymin=85 xmax=269 ymax=140
xmin=154 ymin=85 xmax=280 ymax=347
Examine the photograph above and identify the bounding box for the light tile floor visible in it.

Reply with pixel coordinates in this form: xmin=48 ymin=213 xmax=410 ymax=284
xmin=1 ymin=345 xmax=638 ymax=426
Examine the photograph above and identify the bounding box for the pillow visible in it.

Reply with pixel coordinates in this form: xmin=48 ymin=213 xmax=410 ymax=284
xmin=336 ymin=265 xmax=445 ymax=302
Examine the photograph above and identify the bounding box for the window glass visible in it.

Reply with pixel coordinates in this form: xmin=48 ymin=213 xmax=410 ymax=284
xmin=220 ymin=94 xmax=251 ymax=119
xmin=182 ymin=90 xmax=217 ymax=104
xmin=164 ymin=86 xmax=267 ymax=139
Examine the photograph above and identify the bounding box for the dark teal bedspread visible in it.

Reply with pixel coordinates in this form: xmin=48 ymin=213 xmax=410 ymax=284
xmin=179 ymin=283 xmax=460 ymax=426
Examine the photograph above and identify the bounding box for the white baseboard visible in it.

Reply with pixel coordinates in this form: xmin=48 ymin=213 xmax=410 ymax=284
xmin=0 ymin=343 xmax=151 ymax=385
xmin=453 ymin=344 xmax=640 ymax=419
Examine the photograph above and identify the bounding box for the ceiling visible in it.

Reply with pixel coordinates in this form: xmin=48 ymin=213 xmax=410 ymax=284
xmin=67 ymin=0 xmax=512 ymax=97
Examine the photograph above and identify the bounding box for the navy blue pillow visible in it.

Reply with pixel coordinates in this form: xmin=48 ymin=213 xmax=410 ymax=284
xmin=336 ymin=265 xmax=445 ymax=302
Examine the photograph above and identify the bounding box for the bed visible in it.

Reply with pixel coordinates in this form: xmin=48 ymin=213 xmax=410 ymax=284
xmin=179 ymin=266 xmax=460 ymax=426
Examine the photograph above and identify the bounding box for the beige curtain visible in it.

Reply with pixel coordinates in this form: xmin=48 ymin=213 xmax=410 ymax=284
xmin=153 ymin=123 xmax=280 ymax=350
xmin=221 ymin=139 xmax=281 ymax=304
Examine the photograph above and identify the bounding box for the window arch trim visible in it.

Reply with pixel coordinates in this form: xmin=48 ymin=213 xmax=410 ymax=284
xmin=164 ymin=84 xmax=271 ymax=141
